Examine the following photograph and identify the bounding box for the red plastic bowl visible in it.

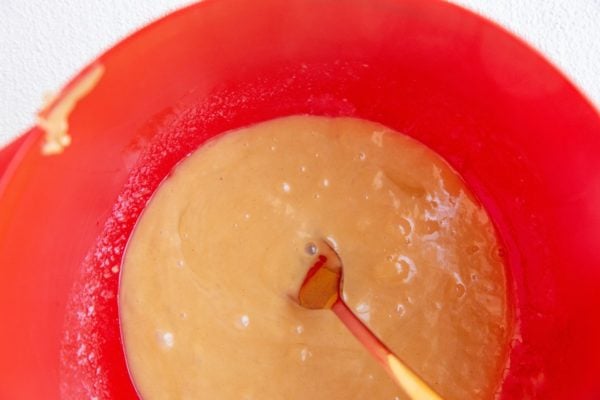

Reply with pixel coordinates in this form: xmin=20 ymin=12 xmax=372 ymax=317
xmin=1 ymin=0 xmax=599 ymax=398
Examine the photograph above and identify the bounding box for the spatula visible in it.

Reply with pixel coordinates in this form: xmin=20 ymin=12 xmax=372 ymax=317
xmin=297 ymin=240 xmax=443 ymax=400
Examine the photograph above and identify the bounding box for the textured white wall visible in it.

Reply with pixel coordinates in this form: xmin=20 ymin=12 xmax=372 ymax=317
xmin=1 ymin=0 xmax=599 ymax=145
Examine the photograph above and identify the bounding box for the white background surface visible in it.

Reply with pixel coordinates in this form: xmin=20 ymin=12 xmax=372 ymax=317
xmin=1 ymin=0 xmax=599 ymax=145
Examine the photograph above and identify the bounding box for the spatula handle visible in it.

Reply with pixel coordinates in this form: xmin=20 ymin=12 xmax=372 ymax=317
xmin=331 ymin=299 xmax=443 ymax=400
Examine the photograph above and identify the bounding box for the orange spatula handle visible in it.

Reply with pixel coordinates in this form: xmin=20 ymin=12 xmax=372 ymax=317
xmin=332 ymin=299 xmax=444 ymax=400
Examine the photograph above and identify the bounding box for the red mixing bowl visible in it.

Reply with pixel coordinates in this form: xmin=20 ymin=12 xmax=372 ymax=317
xmin=1 ymin=0 xmax=599 ymax=398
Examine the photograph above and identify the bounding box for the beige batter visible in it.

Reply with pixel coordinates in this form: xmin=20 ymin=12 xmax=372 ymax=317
xmin=37 ymin=63 xmax=104 ymax=155
xmin=120 ymin=116 xmax=512 ymax=400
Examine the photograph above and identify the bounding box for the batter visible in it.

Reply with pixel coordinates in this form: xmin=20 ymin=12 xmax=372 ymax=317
xmin=120 ymin=116 xmax=512 ymax=400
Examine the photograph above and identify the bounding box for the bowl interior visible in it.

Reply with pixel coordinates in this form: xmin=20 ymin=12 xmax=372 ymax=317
xmin=1 ymin=0 xmax=600 ymax=398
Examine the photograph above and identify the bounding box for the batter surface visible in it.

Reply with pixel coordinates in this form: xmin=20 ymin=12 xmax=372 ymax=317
xmin=120 ymin=116 xmax=512 ymax=400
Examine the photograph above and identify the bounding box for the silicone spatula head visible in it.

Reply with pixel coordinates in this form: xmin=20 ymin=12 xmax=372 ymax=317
xmin=297 ymin=240 xmax=342 ymax=310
